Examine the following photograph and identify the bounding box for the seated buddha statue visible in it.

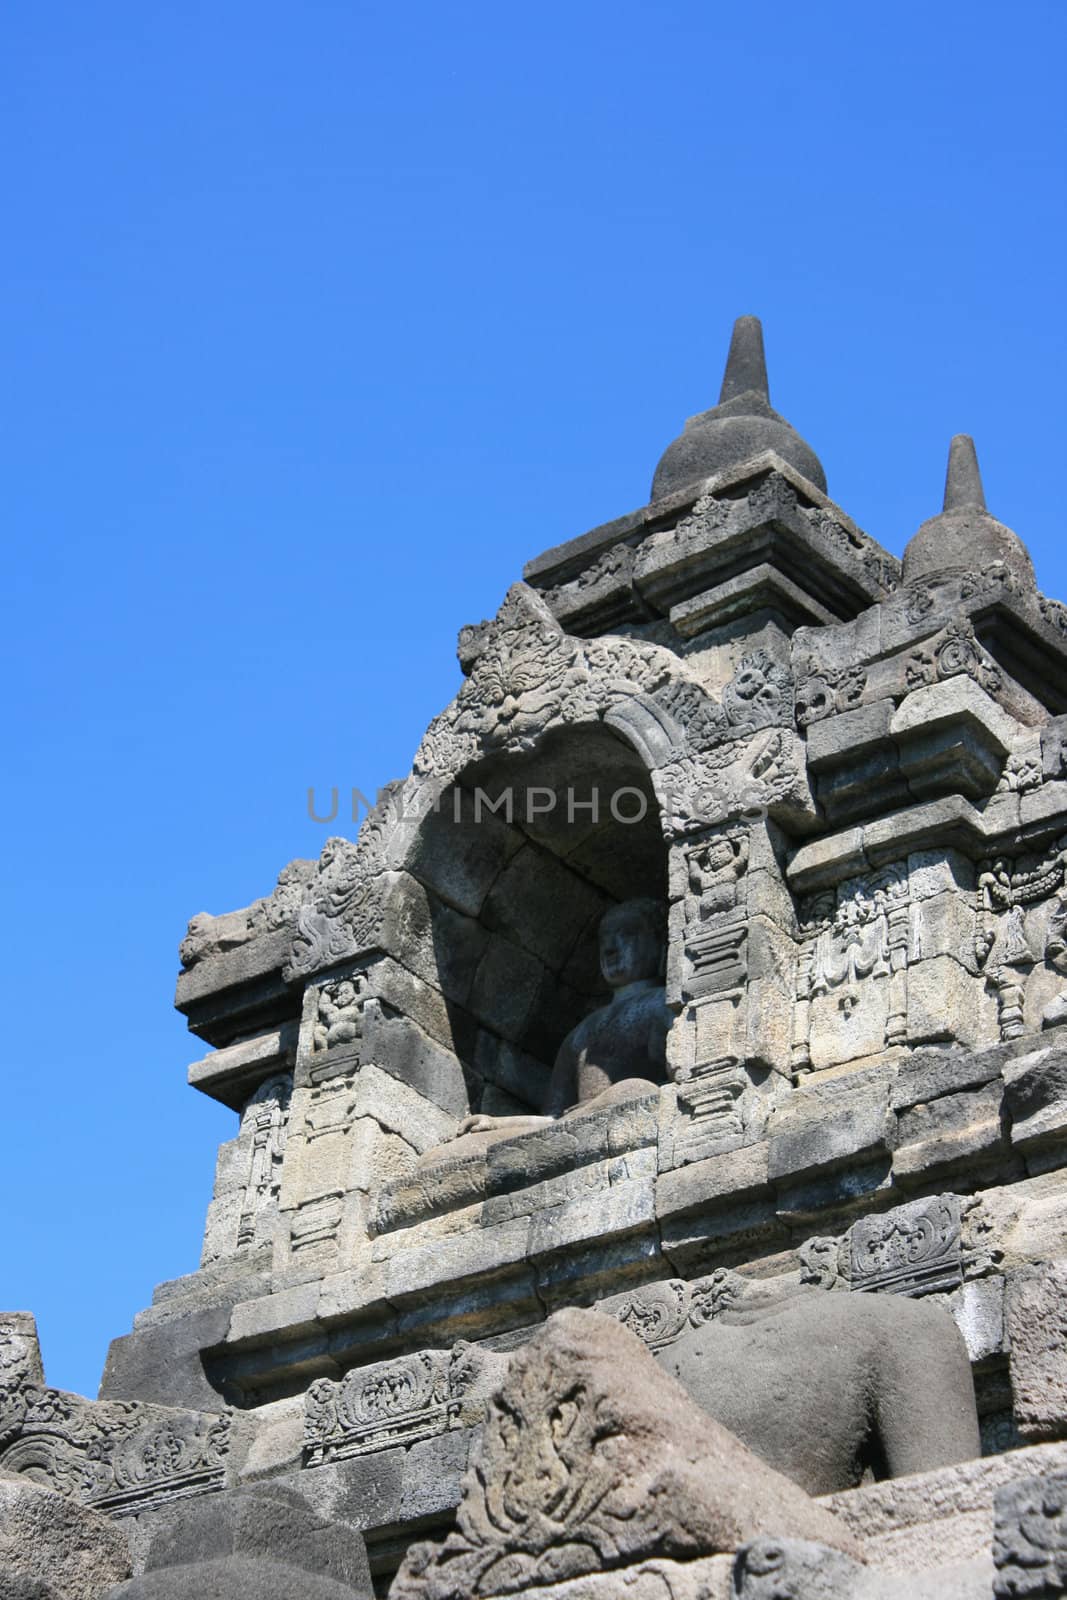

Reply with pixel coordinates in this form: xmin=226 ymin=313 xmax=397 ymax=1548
xmin=457 ymin=896 xmax=674 ymax=1145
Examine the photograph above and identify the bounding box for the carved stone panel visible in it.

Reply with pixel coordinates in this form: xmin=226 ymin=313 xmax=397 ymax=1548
xmin=0 ymin=1388 xmax=230 ymax=1516
xmin=994 ymin=1470 xmax=1067 ymax=1597
xmin=849 ymin=1195 xmax=963 ymax=1298
xmin=304 ymin=1343 xmax=503 ymax=1466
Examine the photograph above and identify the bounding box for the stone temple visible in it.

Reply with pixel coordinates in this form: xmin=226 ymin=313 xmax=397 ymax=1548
xmin=5 ymin=317 xmax=1067 ymax=1600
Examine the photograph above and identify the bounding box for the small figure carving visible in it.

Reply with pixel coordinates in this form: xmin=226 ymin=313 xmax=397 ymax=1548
xmin=689 ymin=833 xmax=749 ymax=917
xmin=1042 ymin=896 xmax=1067 ymax=1030
xmin=455 ymin=898 xmax=673 ymax=1142
xmin=313 ymin=976 xmax=366 ymax=1052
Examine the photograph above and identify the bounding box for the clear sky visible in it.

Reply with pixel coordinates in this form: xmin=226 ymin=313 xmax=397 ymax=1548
xmin=2 ymin=1 xmax=1065 ymax=1400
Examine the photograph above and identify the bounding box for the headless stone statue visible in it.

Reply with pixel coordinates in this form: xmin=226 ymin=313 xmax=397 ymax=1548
xmin=656 ymin=1273 xmax=982 ymax=1496
xmin=457 ymin=897 xmax=673 ymax=1143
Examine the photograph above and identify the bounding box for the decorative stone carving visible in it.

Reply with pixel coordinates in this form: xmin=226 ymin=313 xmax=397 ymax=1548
xmin=286 ymin=832 xmax=390 ymax=981
xmin=304 ymin=1344 xmax=501 ymax=1465
xmin=0 ymin=1313 xmax=44 ymax=1446
xmin=793 ymin=656 xmax=867 ymax=727
xmin=313 ymin=974 xmax=368 ymax=1053
xmin=798 ymin=1235 xmax=848 ymax=1291
xmin=390 ymin=1308 xmax=860 ymax=1599
xmin=977 ymin=839 xmax=1067 ymax=1041
xmin=849 ymin=1195 xmax=963 ymax=1298
xmin=999 ymin=749 xmax=1045 ymax=794
xmin=747 ymin=472 xmax=797 ymax=520
xmin=721 ymin=649 xmax=793 ymax=734
xmin=1040 ymin=594 xmax=1067 ymax=639
xmin=796 ymin=864 xmax=911 ymax=1063
xmin=179 ymin=859 xmax=314 ymax=970
xmin=684 ymin=829 xmax=749 ymax=999
xmin=235 ymin=1073 xmax=291 ymax=1249
xmin=0 ymin=1386 xmax=230 ymax=1515
xmin=595 ymin=1273 xmax=738 ymax=1353
xmin=733 ymin=1536 xmax=868 ymax=1599
xmin=1043 ymin=898 xmax=1067 ymax=1031
xmin=993 ymin=1470 xmax=1067 ymax=1597
xmin=289 ymin=1192 xmax=344 ymax=1256
xmin=905 ymin=617 xmax=1003 ymax=697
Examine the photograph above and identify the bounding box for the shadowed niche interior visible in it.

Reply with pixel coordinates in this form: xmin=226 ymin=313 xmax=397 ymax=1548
xmin=406 ymin=722 xmax=666 ymax=1116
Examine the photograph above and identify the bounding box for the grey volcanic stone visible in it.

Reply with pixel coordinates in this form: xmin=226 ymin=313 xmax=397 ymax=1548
xmin=901 ymin=435 xmax=1035 ymax=587
xmin=107 ymin=1486 xmax=371 ymax=1600
xmin=0 ymin=1476 xmax=130 ymax=1600
xmin=650 ymin=317 xmax=827 ymax=500
xmin=99 ymin=1303 xmax=232 ymax=1410
xmin=107 ymin=1557 xmax=365 ymax=1600
xmin=655 ymin=1283 xmax=980 ymax=1495
xmin=391 ymin=1308 xmax=860 ymax=1598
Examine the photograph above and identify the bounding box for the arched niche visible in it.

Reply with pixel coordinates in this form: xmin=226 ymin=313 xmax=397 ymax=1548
xmin=400 ymin=720 xmax=666 ymax=1115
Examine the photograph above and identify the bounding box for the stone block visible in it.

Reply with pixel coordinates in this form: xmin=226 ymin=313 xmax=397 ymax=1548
xmin=350 ymin=1063 xmax=459 ymax=1155
xmin=862 ymin=796 xmax=984 ymax=866
xmin=944 ymin=1276 xmax=1005 ymax=1364
xmin=113 ymin=1483 xmax=373 ymax=1598
xmin=891 ymin=677 xmax=1016 ymax=800
xmin=670 ymin=563 xmax=837 ymax=635
xmin=893 ymin=1083 xmax=1006 ymax=1186
xmin=0 ymin=1475 xmax=131 ymax=1600
xmin=403 ymin=785 xmax=522 ymax=916
xmin=907 ymin=955 xmax=990 ymax=1048
xmin=892 ymin=1038 xmax=1007 ymax=1111
xmin=359 ymin=1005 xmax=469 ymax=1119
xmin=188 ymin=1022 xmax=299 ymax=1110
xmin=769 ymin=1097 xmax=891 ymax=1189
xmin=805 ymin=698 xmax=895 ymax=769
xmin=1004 ymin=1045 xmax=1067 ymax=1151
xmin=787 ymin=828 xmax=867 ymax=892
xmin=99 ymin=1303 xmax=232 ymax=1411
xmin=656 ymin=1142 xmax=770 ymax=1220
xmin=228 ymin=1282 xmax=322 ymax=1347
xmin=480 ymin=844 xmax=609 ymax=969
xmin=473 ymin=1030 xmax=551 ymax=1108
xmin=469 ymin=935 xmax=546 ymax=1044
xmin=379 ymin=874 xmax=489 ymax=1008
xmin=768 ymin=1067 xmax=894 ymax=1184
xmin=1006 ymin=1263 xmax=1067 ymax=1441
xmin=525 ymin=1173 xmax=657 ymax=1259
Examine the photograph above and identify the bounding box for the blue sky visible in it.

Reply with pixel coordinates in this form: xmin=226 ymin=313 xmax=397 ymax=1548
xmin=2 ymin=2 xmax=1065 ymax=1399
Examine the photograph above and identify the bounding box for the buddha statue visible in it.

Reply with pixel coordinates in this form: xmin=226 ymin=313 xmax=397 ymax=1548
xmin=458 ymin=897 xmax=674 ymax=1143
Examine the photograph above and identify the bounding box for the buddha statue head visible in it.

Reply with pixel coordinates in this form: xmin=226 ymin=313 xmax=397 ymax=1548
xmin=598 ymin=898 xmax=666 ymax=990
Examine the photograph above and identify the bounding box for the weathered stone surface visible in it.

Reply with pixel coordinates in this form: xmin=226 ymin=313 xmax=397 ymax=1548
xmin=0 ymin=1475 xmax=130 ymax=1600
xmin=993 ymin=1469 xmax=1067 ymax=1597
xmin=892 ymin=1083 xmax=1006 ymax=1185
xmin=391 ymin=1308 xmax=860 ymax=1598
xmin=1006 ymin=1264 xmax=1067 ymax=1441
xmin=655 ymin=1280 xmax=979 ymax=1495
xmin=99 ymin=1302 xmax=234 ymax=1412
xmin=107 ymin=1484 xmax=372 ymax=1599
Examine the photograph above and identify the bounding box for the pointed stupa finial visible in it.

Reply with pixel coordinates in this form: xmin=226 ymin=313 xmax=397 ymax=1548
xmin=650 ymin=316 xmax=826 ymax=500
xmin=719 ymin=315 xmax=770 ymax=405
xmin=943 ymin=434 xmax=987 ymax=512
xmin=902 ymin=433 xmax=1034 ymax=588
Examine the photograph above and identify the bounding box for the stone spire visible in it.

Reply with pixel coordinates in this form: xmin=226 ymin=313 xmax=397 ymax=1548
xmin=901 ymin=435 xmax=1035 ymax=588
xmin=650 ymin=316 xmax=827 ymax=502
xmin=942 ymin=433 xmax=986 ymax=511
xmin=718 ymin=314 xmax=770 ymax=404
